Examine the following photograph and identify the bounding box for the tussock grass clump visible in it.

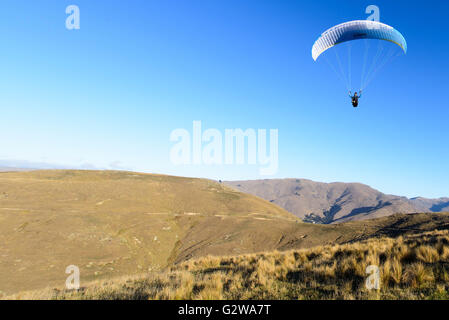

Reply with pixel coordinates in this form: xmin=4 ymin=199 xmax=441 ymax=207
xmin=7 ymin=230 xmax=449 ymax=300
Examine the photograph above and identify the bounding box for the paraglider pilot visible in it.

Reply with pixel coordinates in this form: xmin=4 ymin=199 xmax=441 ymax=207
xmin=349 ymin=90 xmax=362 ymax=107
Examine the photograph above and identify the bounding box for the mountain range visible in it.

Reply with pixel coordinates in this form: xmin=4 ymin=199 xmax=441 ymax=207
xmin=225 ymin=179 xmax=449 ymax=224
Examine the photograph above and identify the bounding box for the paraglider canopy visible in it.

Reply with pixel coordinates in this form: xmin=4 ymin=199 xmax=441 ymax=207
xmin=312 ymin=20 xmax=407 ymax=61
xmin=311 ymin=20 xmax=407 ymax=95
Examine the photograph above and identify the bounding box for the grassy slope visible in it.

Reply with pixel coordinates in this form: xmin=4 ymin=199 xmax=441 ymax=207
xmin=0 ymin=170 xmax=294 ymax=295
xmin=172 ymin=212 xmax=449 ymax=263
xmin=1 ymin=170 xmax=448 ymax=298
xmin=10 ymin=229 xmax=449 ymax=300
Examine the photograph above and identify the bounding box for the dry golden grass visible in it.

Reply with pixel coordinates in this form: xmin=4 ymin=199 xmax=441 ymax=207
xmin=7 ymin=229 xmax=449 ymax=300
xmin=0 ymin=170 xmax=298 ymax=295
xmin=2 ymin=170 xmax=449 ymax=299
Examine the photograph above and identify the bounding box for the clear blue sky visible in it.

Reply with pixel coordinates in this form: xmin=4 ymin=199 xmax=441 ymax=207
xmin=0 ymin=0 xmax=448 ymax=198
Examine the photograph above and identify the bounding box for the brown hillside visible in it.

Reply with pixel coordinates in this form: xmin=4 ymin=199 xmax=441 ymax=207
xmin=225 ymin=179 xmax=422 ymax=223
xmin=0 ymin=170 xmax=294 ymax=295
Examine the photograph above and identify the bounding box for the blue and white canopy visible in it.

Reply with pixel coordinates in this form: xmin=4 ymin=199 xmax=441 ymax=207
xmin=312 ymin=20 xmax=407 ymax=61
